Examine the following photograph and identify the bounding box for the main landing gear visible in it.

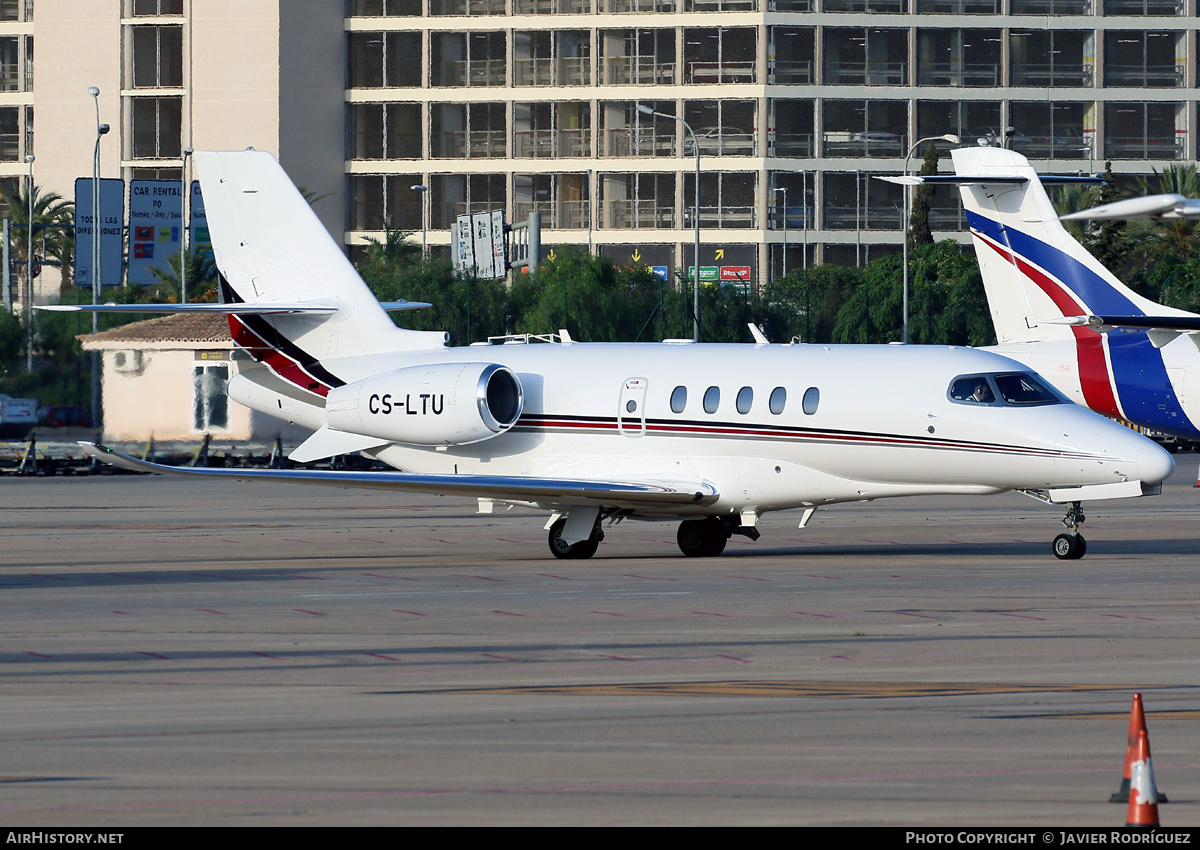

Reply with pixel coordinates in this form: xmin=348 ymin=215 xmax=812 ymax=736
xmin=677 ymin=517 xmax=730 ymax=557
xmin=1052 ymin=501 xmax=1086 ymax=560
xmin=547 ymin=516 xmax=604 ymax=559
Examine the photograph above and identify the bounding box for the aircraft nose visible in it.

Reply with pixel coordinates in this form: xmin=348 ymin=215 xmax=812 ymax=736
xmin=1137 ymin=440 xmax=1175 ymax=485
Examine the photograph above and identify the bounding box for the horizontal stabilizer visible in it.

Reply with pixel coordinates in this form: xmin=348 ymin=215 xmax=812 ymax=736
xmin=289 ymin=427 xmax=389 ymax=464
xmin=877 ymin=175 xmax=1029 ymax=187
xmin=1042 ymin=314 xmax=1200 ymax=333
xmin=37 ymin=300 xmax=430 ymax=315
xmin=1061 ymin=193 xmax=1200 ymax=221
xmin=879 ymin=174 xmax=1099 ymax=187
xmin=78 ymin=442 xmax=720 ymax=510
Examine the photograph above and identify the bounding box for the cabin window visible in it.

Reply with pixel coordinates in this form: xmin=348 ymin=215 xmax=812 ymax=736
xmin=736 ymin=386 xmax=753 ymax=414
xmin=802 ymin=386 xmax=819 ymax=415
xmin=950 ymin=375 xmax=995 ymax=404
xmin=993 ymin=372 xmax=1063 ymax=406
xmin=703 ymin=386 xmax=720 ymax=413
xmin=626 ymin=399 xmax=637 ymax=413
xmin=670 ymin=385 xmax=687 ymax=413
xmin=769 ymin=386 xmax=786 ymax=414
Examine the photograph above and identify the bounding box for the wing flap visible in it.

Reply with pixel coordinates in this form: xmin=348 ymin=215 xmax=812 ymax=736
xmin=79 ymin=442 xmax=719 ymax=509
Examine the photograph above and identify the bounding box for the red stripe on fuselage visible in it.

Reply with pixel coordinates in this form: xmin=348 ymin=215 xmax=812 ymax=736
xmin=227 ymin=315 xmax=331 ymax=398
xmin=973 ymin=231 xmax=1122 ymax=419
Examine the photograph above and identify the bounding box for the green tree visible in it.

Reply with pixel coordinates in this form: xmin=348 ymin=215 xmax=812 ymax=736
xmin=0 ymin=183 xmax=75 ymax=294
xmin=907 ymin=143 xmax=940 ymax=254
xmin=147 ymin=247 xmax=219 ymax=303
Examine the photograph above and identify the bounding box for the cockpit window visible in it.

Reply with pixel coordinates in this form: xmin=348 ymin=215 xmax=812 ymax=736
xmin=993 ymin=372 xmax=1063 ymax=405
xmin=949 ymin=375 xmax=995 ymax=405
xmin=949 ymin=372 xmax=1064 ymax=407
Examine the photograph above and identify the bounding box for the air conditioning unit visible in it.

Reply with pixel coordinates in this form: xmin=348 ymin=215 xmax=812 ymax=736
xmin=112 ymin=350 xmax=144 ymax=375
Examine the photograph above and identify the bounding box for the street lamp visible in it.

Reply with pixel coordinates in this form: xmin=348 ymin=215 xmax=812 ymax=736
xmin=410 ymin=184 xmax=428 ymax=258
xmin=901 ymin=133 xmax=960 ymax=345
xmin=24 ymin=153 xmax=33 ymax=372
xmin=88 ymin=85 xmax=109 ymax=430
xmin=637 ymin=103 xmax=701 ymax=342
xmin=772 ymin=186 xmax=787 ymax=282
xmin=181 ymin=147 xmax=193 ymax=303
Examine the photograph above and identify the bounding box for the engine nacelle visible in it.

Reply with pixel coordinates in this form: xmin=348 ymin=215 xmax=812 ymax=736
xmin=324 ymin=363 xmax=523 ymax=446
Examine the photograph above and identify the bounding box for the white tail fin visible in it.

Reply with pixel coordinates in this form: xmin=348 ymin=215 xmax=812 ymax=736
xmin=195 ymin=149 xmax=445 ymax=371
xmin=950 ymin=147 xmax=1183 ymax=345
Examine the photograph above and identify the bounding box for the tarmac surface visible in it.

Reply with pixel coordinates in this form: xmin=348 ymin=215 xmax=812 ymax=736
xmin=1 ymin=465 xmax=1198 ymax=826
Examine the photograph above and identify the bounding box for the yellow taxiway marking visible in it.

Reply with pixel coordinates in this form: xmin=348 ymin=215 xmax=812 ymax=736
xmin=444 ymin=681 xmax=1146 ymax=699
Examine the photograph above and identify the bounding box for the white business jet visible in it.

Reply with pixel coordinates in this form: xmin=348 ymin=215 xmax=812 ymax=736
xmin=56 ymin=150 xmax=1173 ymax=560
xmin=889 ymin=146 xmax=1200 ymax=444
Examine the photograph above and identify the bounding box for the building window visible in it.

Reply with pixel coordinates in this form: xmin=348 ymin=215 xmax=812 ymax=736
xmin=1010 ymin=30 xmax=1093 ymax=86
xmin=1105 ymin=102 xmax=1186 ymax=161
xmin=430 ymin=102 xmax=505 ymax=158
xmin=684 ymin=100 xmax=757 ymax=156
xmin=349 ymin=0 xmax=422 ymax=14
xmin=599 ymin=29 xmax=676 ymax=86
xmin=514 ymin=173 xmax=590 ymax=229
xmin=0 ymin=106 xmax=18 ymax=161
xmin=193 ymin=364 xmax=229 ymax=431
xmin=348 ymin=102 xmax=422 ymax=160
xmin=686 ymin=172 xmax=758 ymax=229
xmin=917 ymin=29 xmax=1001 ymax=87
xmin=683 ymin=28 xmax=757 ymax=84
xmin=823 ymin=99 xmax=907 ymax=158
xmin=513 ymin=31 xmax=591 ymax=87
xmin=352 ymin=174 xmax=424 ymax=231
xmin=132 ymin=0 xmax=183 ymax=14
xmin=769 ymin=99 xmax=815 ymax=158
xmin=430 ymin=173 xmax=506 ymax=229
xmin=599 ymin=172 xmax=675 ymax=229
xmin=131 ymin=96 xmax=182 ymax=159
xmin=598 ymin=101 xmax=677 ymax=158
xmin=430 ymin=32 xmax=507 ymax=88
xmin=430 ymin=0 xmax=506 ymax=14
xmin=349 ymin=31 xmax=422 ymax=88
xmin=513 ymin=102 xmax=591 ymax=159
xmin=824 ymin=171 xmax=903 ymax=231
xmin=132 ymin=25 xmax=183 ymax=88
xmin=824 ymin=28 xmax=908 ymax=86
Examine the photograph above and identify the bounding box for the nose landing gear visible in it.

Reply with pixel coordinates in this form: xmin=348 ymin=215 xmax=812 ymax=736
xmin=1052 ymin=501 xmax=1086 ymax=560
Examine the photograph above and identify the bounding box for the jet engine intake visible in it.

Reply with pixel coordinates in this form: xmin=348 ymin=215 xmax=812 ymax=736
xmin=325 ymin=363 xmax=524 ymax=446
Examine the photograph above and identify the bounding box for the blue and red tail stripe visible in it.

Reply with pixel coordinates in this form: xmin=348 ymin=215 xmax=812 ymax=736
xmin=968 ymin=212 xmax=1200 ymax=439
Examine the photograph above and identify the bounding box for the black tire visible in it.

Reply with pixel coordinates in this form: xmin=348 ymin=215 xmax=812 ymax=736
xmin=1075 ymin=535 xmax=1086 ymax=559
xmin=677 ymin=518 xmax=728 ymax=557
xmin=547 ymin=517 xmax=602 ymax=560
xmin=1053 ymin=533 xmax=1080 ymax=560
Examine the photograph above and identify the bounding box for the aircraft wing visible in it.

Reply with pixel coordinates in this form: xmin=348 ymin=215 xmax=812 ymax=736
xmin=78 ymin=442 xmax=719 ymax=510
xmin=37 ymin=301 xmax=430 ymax=315
xmin=1060 ymin=193 xmax=1200 ymax=221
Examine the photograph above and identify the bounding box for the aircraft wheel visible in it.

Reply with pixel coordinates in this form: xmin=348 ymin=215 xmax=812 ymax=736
xmin=677 ymin=518 xmax=728 ymax=557
xmin=1052 ymin=533 xmax=1084 ymax=560
xmin=547 ymin=517 xmax=602 ymax=560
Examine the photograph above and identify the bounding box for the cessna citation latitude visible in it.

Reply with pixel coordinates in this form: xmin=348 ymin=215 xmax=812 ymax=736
xmin=61 ymin=150 xmax=1174 ymax=561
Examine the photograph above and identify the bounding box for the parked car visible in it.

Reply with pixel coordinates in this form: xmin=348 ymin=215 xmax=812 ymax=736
xmin=38 ymin=405 xmax=94 ymax=430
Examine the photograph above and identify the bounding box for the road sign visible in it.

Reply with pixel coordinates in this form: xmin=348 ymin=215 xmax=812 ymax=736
xmin=454 ymin=210 xmax=507 ymax=279
xmin=74 ymin=178 xmax=125 ymax=288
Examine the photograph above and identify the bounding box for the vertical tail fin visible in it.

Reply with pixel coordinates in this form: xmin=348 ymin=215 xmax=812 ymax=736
xmin=195 ymin=150 xmax=445 ymax=386
xmin=950 ymin=147 xmax=1170 ymax=345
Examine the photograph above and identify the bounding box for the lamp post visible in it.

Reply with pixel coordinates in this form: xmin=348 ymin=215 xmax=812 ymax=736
xmin=24 ymin=153 xmax=32 ymax=372
xmin=772 ymin=186 xmax=787 ymax=282
xmin=410 ymin=184 xmax=428 ymax=258
xmin=181 ymin=147 xmax=193 ymax=303
xmin=637 ymin=104 xmax=700 ymax=342
xmin=902 ymin=133 xmax=960 ymax=345
xmin=88 ymin=86 xmax=109 ymax=430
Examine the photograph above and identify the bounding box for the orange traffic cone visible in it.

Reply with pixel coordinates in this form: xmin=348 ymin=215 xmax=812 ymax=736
xmin=1126 ymin=729 xmax=1161 ymax=827
xmin=1111 ymin=693 xmax=1168 ymax=803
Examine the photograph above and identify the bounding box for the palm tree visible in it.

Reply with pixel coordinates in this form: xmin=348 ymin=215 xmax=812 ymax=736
xmin=0 ymin=183 xmax=75 ymax=294
xmin=1134 ymin=164 xmax=1200 ymax=263
xmin=147 ymin=247 xmax=219 ymax=302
